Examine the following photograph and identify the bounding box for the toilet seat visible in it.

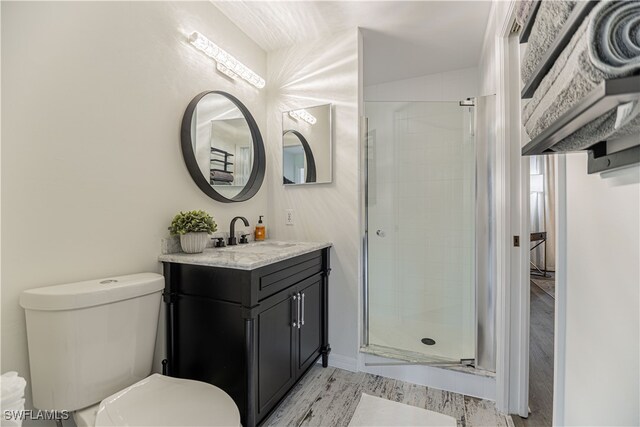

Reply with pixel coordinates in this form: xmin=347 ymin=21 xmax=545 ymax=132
xmin=74 ymin=374 xmax=240 ymax=427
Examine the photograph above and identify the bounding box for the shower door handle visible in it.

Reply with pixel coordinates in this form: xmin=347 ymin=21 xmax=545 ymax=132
xmin=376 ymin=229 xmax=385 ymax=237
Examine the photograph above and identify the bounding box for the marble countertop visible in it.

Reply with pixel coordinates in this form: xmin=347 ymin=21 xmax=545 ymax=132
xmin=158 ymin=240 xmax=332 ymax=270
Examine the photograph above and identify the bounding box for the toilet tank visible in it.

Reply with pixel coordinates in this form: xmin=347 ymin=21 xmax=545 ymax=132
xmin=20 ymin=273 xmax=164 ymax=411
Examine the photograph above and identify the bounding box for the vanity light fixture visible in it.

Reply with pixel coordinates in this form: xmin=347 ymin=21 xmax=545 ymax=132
xmin=288 ymin=109 xmax=317 ymax=125
xmin=189 ymin=31 xmax=265 ymax=89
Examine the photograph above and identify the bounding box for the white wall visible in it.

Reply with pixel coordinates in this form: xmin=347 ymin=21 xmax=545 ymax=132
xmin=364 ymin=66 xmax=479 ymax=102
xmin=1 ymin=1 xmax=267 ymax=418
xmin=478 ymin=3 xmax=498 ymax=97
xmin=560 ymin=156 xmax=640 ymax=426
xmin=265 ymin=29 xmax=361 ymax=370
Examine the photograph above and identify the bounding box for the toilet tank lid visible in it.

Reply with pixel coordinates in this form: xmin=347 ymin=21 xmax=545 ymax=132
xmin=19 ymin=273 xmax=164 ymax=311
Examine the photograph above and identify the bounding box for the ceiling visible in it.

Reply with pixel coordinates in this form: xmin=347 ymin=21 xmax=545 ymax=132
xmin=212 ymin=1 xmax=493 ymax=86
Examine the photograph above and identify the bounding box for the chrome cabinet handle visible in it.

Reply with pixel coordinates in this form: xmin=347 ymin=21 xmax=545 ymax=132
xmin=292 ymin=294 xmax=298 ymax=328
xmin=297 ymin=292 xmax=302 ymax=329
xmin=301 ymin=292 xmax=305 ymax=327
xmin=376 ymin=229 xmax=385 ymax=237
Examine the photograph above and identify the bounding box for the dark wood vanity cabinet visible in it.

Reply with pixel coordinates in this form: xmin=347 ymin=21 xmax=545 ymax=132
xmin=162 ymin=248 xmax=331 ymax=427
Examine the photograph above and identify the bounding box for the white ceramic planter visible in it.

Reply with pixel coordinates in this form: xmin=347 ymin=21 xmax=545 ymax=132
xmin=179 ymin=232 xmax=209 ymax=254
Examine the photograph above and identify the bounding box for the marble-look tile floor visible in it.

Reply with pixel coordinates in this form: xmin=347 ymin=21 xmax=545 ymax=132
xmin=263 ymin=365 xmax=513 ymax=427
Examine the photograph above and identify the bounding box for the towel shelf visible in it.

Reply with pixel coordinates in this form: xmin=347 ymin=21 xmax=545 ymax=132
xmin=522 ymin=76 xmax=640 ymax=155
xmin=211 ymin=159 xmax=234 ymax=166
xmin=522 ymin=76 xmax=640 ymax=174
xmin=520 ymin=1 xmax=640 ymax=174
xmin=211 ymin=168 xmax=234 ymax=174
xmin=518 ymin=1 xmax=541 ymax=44
xmin=210 ymin=147 xmax=234 ymax=174
xmin=211 ymin=147 xmax=234 ymax=157
xmin=520 ymin=1 xmax=598 ymax=99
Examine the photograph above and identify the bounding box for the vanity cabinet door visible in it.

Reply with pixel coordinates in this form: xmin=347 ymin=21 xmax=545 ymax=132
xmin=256 ymin=290 xmax=297 ymax=421
xmin=296 ymin=275 xmax=323 ymax=376
xmin=170 ymin=294 xmax=247 ymax=419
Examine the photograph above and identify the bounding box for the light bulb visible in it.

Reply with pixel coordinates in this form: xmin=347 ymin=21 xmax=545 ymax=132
xmin=188 ymin=31 xmax=265 ymax=89
xmin=289 ymin=109 xmax=316 ymax=125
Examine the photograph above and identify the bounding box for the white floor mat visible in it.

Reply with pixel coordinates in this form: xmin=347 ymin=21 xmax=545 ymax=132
xmin=348 ymin=393 xmax=457 ymax=426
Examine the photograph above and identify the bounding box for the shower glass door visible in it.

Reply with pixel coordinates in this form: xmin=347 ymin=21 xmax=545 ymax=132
xmin=365 ymin=101 xmax=476 ymax=363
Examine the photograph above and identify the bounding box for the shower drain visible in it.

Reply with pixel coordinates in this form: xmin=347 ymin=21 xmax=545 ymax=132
xmin=421 ymin=338 xmax=436 ymax=346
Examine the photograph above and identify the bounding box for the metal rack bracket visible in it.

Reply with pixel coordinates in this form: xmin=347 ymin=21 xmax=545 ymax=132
xmin=518 ymin=0 xmax=541 ymax=44
xmin=587 ymin=142 xmax=640 ymax=174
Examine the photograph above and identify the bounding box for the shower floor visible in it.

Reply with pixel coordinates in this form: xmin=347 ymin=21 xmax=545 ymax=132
xmin=368 ymin=314 xmax=474 ymax=363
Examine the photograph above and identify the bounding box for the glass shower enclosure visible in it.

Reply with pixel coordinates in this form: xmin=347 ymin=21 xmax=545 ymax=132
xmin=363 ymin=100 xmax=479 ymax=364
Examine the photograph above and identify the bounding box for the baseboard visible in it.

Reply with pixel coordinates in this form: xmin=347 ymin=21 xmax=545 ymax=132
xmin=321 ymin=353 xmax=359 ymax=372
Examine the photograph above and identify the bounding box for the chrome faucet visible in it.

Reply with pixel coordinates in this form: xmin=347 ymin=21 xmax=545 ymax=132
xmin=228 ymin=216 xmax=250 ymax=246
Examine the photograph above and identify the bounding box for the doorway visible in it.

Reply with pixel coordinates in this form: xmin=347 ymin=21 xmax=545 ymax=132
xmin=515 ymin=156 xmax=557 ymax=427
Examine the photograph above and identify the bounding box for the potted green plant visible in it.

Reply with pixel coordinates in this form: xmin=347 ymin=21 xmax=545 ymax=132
xmin=168 ymin=210 xmax=217 ymax=254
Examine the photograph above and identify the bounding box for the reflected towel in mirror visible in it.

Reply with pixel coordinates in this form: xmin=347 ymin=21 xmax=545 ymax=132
xmin=211 ymin=170 xmax=234 ymax=183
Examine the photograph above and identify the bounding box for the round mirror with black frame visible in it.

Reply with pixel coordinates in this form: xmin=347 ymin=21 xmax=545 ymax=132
xmin=283 ymin=129 xmax=317 ymax=184
xmin=181 ymin=91 xmax=265 ymax=203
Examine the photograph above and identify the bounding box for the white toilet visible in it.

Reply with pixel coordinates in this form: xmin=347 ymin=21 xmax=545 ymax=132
xmin=20 ymin=273 xmax=240 ymax=426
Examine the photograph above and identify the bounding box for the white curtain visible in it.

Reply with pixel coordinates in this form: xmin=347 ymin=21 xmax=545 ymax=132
xmin=530 ymin=155 xmax=556 ymax=272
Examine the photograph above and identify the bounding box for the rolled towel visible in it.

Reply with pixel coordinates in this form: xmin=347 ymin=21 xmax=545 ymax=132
xmin=210 ymin=170 xmax=234 ymax=183
xmin=523 ymin=0 xmax=640 ymax=152
xmin=589 ymin=0 xmax=640 ymax=75
xmin=521 ymin=0 xmax=577 ymax=85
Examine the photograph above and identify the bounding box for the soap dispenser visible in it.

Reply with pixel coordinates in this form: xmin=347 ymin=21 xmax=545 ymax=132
xmin=255 ymin=216 xmax=266 ymax=241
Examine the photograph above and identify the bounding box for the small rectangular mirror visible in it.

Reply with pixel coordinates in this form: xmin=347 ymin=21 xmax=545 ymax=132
xmin=282 ymin=104 xmax=332 ymax=185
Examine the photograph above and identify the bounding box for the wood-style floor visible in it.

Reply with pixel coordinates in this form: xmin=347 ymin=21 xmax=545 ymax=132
xmin=513 ymin=280 xmax=555 ymax=427
xmin=263 ymin=365 xmax=514 ymax=427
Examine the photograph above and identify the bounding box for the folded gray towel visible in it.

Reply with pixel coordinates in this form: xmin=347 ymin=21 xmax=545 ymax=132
xmin=515 ymin=0 xmax=536 ymax=27
xmin=521 ymin=0 xmax=577 ymax=85
xmin=210 ymin=170 xmax=234 ymax=183
xmin=523 ymin=0 xmax=640 ymax=152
